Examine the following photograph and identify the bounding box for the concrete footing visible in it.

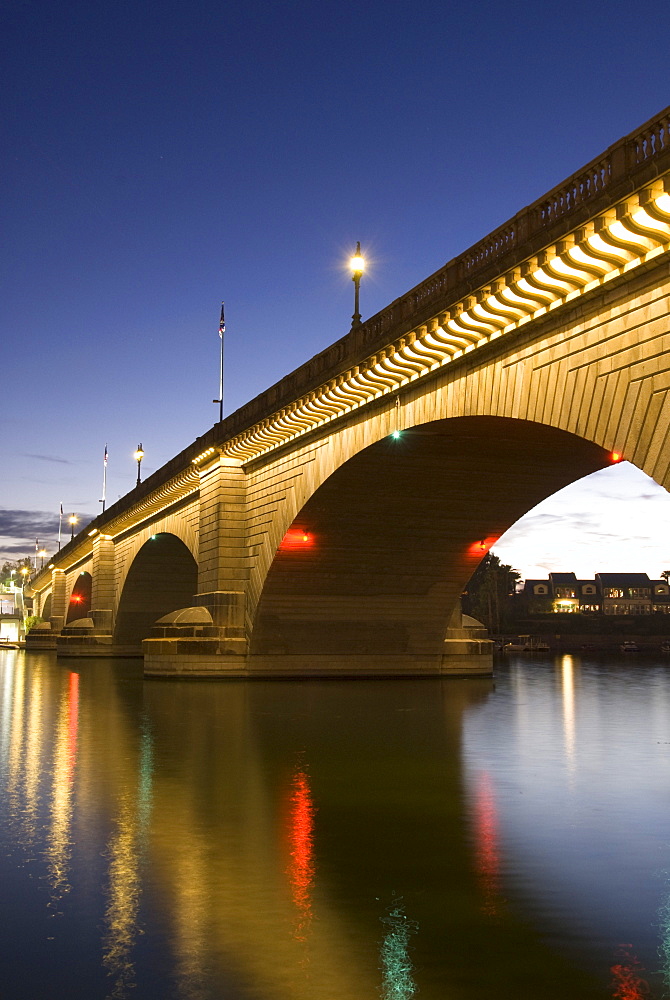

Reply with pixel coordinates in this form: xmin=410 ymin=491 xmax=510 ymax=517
xmin=142 ymin=608 xmax=493 ymax=679
xmin=143 ymin=651 xmax=493 ymax=678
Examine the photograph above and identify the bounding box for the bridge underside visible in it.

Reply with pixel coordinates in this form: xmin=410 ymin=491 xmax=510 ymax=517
xmin=145 ymin=416 xmax=611 ymax=678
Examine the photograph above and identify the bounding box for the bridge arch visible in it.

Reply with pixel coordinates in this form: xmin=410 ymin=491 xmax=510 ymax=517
xmin=40 ymin=592 xmax=52 ymax=620
xmin=114 ymin=532 xmax=198 ymax=650
xmin=66 ymin=571 xmax=92 ymax=622
xmin=249 ymin=416 xmax=613 ymax=659
xmin=247 ymin=253 xmax=670 ymax=651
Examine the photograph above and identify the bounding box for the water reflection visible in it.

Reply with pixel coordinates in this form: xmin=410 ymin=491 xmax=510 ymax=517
xmin=284 ymin=766 xmax=316 ymax=942
xmin=101 ymin=720 xmax=154 ymax=998
xmin=610 ymin=944 xmax=651 ymax=998
xmin=471 ymin=770 xmax=502 ymax=917
xmin=561 ymin=653 xmax=576 ymax=775
xmin=2 ymin=652 xmax=670 ymax=998
xmin=379 ymin=897 xmax=418 ymax=999
xmin=45 ymin=670 xmax=79 ymax=905
xmin=658 ymin=889 xmax=670 ymax=994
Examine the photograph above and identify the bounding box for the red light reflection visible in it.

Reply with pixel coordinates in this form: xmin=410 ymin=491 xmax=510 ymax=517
xmin=284 ymin=769 xmax=316 ymax=940
xmin=610 ymin=945 xmax=650 ymax=999
xmin=473 ymin=771 xmax=501 ymax=916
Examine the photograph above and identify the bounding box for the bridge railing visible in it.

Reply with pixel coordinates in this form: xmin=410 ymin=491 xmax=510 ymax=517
xmin=149 ymin=108 xmax=670 ymax=481
xmin=232 ymin=107 xmax=670 ymax=424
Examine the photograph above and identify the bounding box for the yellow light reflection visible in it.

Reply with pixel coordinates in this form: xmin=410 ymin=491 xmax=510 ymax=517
xmin=45 ymin=672 xmax=79 ymax=905
xmin=5 ymin=657 xmax=26 ymax=814
xmin=102 ymin=793 xmax=141 ymax=996
xmin=561 ymin=654 xmax=576 ymax=775
xmin=21 ymin=671 xmax=45 ymax=845
xmin=102 ymin=725 xmax=154 ymax=996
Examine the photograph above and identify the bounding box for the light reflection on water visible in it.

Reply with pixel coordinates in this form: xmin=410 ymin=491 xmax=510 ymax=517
xmin=1 ymin=650 xmax=670 ymax=998
xmin=379 ymin=897 xmax=418 ymax=999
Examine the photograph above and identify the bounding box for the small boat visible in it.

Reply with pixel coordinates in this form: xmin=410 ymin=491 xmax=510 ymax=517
xmin=503 ymin=636 xmax=550 ymax=652
xmin=523 ymin=638 xmax=550 ymax=652
xmin=620 ymin=641 xmax=640 ymax=652
xmin=504 ymin=635 xmax=529 ymax=652
xmin=660 ymin=642 xmax=670 ymax=654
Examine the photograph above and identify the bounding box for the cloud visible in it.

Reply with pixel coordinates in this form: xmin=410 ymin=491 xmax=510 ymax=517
xmin=0 ymin=509 xmax=62 ymax=537
xmin=23 ymin=453 xmax=73 ymax=465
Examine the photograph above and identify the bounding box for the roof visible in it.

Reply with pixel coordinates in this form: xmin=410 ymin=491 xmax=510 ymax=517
xmin=596 ymin=573 xmax=651 ymax=586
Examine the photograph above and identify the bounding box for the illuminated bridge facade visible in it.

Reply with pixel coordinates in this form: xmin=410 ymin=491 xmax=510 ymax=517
xmin=27 ymin=107 xmax=670 ymax=676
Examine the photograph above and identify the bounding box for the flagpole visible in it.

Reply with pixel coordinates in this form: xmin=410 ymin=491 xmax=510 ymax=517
xmin=213 ymin=302 xmax=225 ymax=423
xmin=58 ymin=505 xmax=63 ymax=550
xmin=100 ymin=444 xmax=108 ymax=512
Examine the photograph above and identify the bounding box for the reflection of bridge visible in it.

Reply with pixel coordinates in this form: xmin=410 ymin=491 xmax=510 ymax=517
xmin=28 ymin=107 xmax=670 ymax=677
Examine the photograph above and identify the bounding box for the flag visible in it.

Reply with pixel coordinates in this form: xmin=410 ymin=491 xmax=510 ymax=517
xmin=219 ymin=302 xmax=225 ymax=338
xmin=60 ymin=503 xmax=63 ymax=515
xmin=104 ymin=444 xmax=108 ymax=466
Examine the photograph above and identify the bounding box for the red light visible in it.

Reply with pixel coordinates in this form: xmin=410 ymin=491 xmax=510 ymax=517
xmin=281 ymin=528 xmax=314 ymax=549
xmin=70 ymin=594 xmax=82 ymax=603
xmin=611 ymin=452 xmax=622 ymax=463
xmin=468 ymin=537 xmax=496 ymax=557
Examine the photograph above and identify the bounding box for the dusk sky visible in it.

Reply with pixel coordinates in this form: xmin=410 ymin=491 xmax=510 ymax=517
xmin=2 ymin=0 xmax=670 ymax=578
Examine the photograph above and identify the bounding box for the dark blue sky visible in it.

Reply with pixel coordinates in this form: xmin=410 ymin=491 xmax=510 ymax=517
xmin=2 ymin=0 xmax=670 ymax=569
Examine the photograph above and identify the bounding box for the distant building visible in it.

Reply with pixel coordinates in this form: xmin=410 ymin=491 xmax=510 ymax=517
xmin=520 ymin=573 xmax=670 ymax=615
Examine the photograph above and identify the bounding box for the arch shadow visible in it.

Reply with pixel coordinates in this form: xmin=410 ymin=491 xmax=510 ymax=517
xmin=67 ymin=571 xmax=92 ymax=622
xmin=250 ymin=416 xmax=613 ymax=659
xmin=115 ymin=533 xmax=198 ymax=650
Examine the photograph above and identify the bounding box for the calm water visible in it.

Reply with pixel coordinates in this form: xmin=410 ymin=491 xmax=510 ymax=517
xmin=2 ymin=651 xmax=670 ymax=999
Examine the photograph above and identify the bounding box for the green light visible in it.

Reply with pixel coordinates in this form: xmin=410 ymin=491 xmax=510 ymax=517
xmin=391 ymin=430 xmax=401 ymax=440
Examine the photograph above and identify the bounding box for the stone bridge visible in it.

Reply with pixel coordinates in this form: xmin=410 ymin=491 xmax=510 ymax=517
xmin=27 ymin=106 xmax=670 ymax=677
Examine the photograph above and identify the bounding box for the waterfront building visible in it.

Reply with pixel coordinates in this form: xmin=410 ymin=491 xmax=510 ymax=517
xmin=520 ymin=573 xmax=670 ymax=615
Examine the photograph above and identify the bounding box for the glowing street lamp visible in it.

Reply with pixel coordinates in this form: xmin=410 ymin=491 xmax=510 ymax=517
xmin=69 ymin=514 xmax=78 ymax=540
xmin=350 ymin=241 xmax=365 ymax=328
xmin=134 ymin=443 xmax=144 ymax=487
xmin=38 ymin=548 xmax=47 ymax=569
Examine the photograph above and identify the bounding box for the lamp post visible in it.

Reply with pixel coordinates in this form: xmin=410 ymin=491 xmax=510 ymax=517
xmin=134 ymin=444 xmax=144 ymax=487
xmin=38 ymin=549 xmax=47 ymax=569
xmin=69 ymin=515 xmax=78 ymax=541
xmin=350 ymin=241 xmax=365 ymax=328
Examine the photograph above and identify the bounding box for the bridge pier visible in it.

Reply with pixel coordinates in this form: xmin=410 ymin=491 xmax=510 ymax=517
xmin=51 ymin=536 xmax=120 ymax=656
xmin=25 ymin=567 xmax=67 ymax=650
xmin=142 ymin=607 xmax=493 ymax=678
xmin=440 ymin=607 xmax=493 ymax=677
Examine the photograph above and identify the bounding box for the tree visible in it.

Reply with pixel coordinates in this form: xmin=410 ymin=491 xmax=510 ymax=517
xmin=1 ymin=558 xmax=32 ymax=586
xmin=462 ymin=551 xmax=520 ymax=632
